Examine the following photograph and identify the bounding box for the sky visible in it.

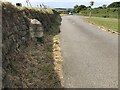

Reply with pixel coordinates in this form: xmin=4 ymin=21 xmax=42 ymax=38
xmin=2 ymin=0 xmax=120 ymax=8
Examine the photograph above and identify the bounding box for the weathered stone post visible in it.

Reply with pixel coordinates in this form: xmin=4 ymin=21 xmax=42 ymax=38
xmin=30 ymin=19 xmax=44 ymax=43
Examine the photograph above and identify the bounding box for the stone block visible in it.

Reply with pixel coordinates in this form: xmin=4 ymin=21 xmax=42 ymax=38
xmin=30 ymin=19 xmax=44 ymax=40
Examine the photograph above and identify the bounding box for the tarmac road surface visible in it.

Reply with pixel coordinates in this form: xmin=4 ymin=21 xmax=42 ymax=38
xmin=60 ymin=15 xmax=118 ymax=88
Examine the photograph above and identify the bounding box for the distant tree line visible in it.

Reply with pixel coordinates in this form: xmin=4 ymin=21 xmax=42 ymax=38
xmin=73 ymin=2 xmax=120 ymax=13
xmin=72 ymin=1 xmax=120 ymax=18
xmin=73 ymin=5 xmax=87 ymax=13
xmin=108 ymin=2 xmax=120 ymax=8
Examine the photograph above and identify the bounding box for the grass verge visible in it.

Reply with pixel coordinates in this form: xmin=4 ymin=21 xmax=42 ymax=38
xmin=53 ymin=34 xmax=64 ymax=87
xmin=84 ymin=17 xmax=118 ymax=32
xmin=60 ymin=14 xmax=68 ymax=17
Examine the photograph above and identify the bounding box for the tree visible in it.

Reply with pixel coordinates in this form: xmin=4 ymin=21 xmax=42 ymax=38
xmin=73 ymin=5 xmax=87 ymax=13
xmin=102 ymin=4 xmax=107 ymax=9
xmin=73 ymin=5 xmax=79 ymax=13
xmin=108 ymin=2 xmax=120 ymax=8
xmin=80 ymin=5 xmax=87 ymax=10
xmin=89 ymin=0 xmax=94 ymax=17
xmin=67 ymin=8 xmax=73 ymax=13
xmin=90 ymin=0 xmax=94 ymax=6
xmin=97 ymin=6 xmax=103 ymax=9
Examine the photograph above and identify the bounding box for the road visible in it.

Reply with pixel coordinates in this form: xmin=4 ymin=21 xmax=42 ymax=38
xmin=60 ymin=15 xmax=118 ymax=88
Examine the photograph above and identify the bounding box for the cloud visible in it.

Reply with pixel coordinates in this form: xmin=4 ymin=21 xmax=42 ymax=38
xmin=4 ymin=0 xmax=80 ymax=3
xmin=3 ymin=0 xmax=120 ymax=3
xmin=3 ymin=0 xmax=120 ymax=7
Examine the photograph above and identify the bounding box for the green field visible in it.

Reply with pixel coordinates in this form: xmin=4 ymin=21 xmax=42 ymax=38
xmin=84 ymin=17 xmax=118 ymax=32
xmin=79 ymin=8 xmax=118 ymax=18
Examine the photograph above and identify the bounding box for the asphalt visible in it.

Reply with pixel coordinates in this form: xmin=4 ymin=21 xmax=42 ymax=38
xmin=60 ymin=15 xmax=118 ymax=88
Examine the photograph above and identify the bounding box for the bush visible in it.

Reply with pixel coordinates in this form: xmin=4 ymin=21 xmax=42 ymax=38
xmin=80 ymin=8 xmax=118 ymax=18
xmin=108 ymin=2 xmax=120 ymax=8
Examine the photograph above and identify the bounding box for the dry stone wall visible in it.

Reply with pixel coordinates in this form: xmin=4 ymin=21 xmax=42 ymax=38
xmin=2 ymin=2 xmax=62 ymax=88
